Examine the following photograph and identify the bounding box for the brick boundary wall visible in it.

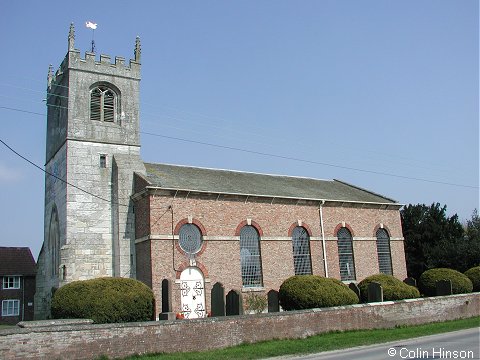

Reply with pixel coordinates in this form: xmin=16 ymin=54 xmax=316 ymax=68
xmin=0 ymin=293 xmax=478 ymax=360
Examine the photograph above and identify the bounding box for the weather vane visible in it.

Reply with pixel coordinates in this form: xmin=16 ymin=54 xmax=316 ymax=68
xmin=85 ymin=21 xmax=98 ymax=53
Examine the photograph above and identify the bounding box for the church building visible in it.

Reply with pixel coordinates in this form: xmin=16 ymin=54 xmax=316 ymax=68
xmin=35 ymin=25 xmax=407 ymax=320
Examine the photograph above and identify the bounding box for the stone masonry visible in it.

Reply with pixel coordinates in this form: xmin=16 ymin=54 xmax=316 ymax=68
xmin=35 ymin=24 xmax=145 ymax=319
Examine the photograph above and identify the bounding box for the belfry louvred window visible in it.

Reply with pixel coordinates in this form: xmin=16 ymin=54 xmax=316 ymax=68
xmin=90 ymin=85 xmax=117 ymax=122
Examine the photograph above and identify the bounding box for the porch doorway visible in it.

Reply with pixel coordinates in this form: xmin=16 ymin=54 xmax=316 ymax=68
xmin=179 ymin=267 xmax=206 ymax=319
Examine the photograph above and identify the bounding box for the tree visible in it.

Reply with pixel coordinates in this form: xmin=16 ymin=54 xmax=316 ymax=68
xmin=466 ymin=209 xmax=480 ymax=241
xmin=400 ymin=203 xmax=465 ymax=279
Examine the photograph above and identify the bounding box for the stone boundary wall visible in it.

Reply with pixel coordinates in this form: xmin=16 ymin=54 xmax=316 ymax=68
xmin=0 ymin=293 xmax=478 ymax=360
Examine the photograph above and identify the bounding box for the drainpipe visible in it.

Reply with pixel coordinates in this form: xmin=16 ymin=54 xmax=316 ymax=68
xmin=22 ymin=276 xmax=25 ymax=321
xmin=319 ymin=200 xmax=328 ymax=278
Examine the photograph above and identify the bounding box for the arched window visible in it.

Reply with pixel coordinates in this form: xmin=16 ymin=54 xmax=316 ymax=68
xmin=90 ymin=84 xmax=118 ymax=122
xmin=376 ymin=228 xmax=393 ymax=275
xmin=240 ymin=225 xmax=263 ymax=288
xmin=337 ymin=227 xmax=356 ymax=281
xmin=178 ymin=223 xmax=203 ymax=255
xmin=49 ymin=206 xmax=60 ymax=277
xmin=292 ymin=226 xmax=312 ymax=275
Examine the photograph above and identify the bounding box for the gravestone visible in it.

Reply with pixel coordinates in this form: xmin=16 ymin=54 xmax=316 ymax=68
xmin=349 ymin=282 xmax=361 ymax=300
xmin=161 ymin=279 xmax=171 ymax=313
xmin=436 ymin=280 xmax=453 ymax=296
xmin=226 ymin=290 xmax=243 ymax=316
xmin=158 ymin=279 xmax=175 ymax=320
xmin=211 ymin=282 xmax=226 ymax=317
xmin=267 ymin=290 xmax=279 ymax=312
xmin=367 ymin=281 xmax=383 ymax=302
xmin=403 ymin=277 xmax=417 ymax=287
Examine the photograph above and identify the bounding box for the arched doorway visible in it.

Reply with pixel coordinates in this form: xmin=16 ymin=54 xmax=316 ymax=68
xmin=179 ymin=267 xmax=206 ymax=319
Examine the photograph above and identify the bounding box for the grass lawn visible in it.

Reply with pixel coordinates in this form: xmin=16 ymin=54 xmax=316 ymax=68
xmin=123 ymin=316 xmax=479 ymax=360
xmin=0 ymin=324 xmax=15 ymax=330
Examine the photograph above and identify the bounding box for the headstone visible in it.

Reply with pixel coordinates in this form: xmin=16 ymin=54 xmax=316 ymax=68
xmin=158 ymin=312 xmax=176 ymax=321
xmin=161 ymin=279 xmax=171 ymax=313
xmin=211 ymin=282 xmax=225 ymax=317
xmin=349 ymin=282 xmax=361 ymax=300
xmin=267 ymin=290 xmax=279 ymax=312
xmin=436 ymin=280 xmax=453 ymax=296
xmin=226 ymin=290 xmax=243 ymax=316
xmin=403 ymin=277 xmax=417 ymax=287
xmin=367 ymin=282 xmax=383 ymax=302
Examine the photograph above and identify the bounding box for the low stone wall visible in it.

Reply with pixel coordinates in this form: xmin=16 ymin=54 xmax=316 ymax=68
xmin=0 ymin=293 xmax=478 ymax=360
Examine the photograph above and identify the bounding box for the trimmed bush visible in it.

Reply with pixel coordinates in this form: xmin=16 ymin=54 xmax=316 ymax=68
xmin=279 ymin=275 xmax=359 ymax=311
xmin=51 ymin=277 xmax=154 ymax=323
xmin=358 ymin=274 xmax=420 ymax=302
xmin=465 ymin=266 xmax=480 ymax=292
xmin=419 ymin=268 xmax=473 ymax=296
xmin=244 ymin=293 xmax=267 ymax=314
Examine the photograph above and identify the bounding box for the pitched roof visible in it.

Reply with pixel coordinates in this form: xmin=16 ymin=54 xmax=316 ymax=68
xmin=142 ymin=163 xmax=398 ymax=205
xmin=0 ymin=247 xmax=36 ymax=276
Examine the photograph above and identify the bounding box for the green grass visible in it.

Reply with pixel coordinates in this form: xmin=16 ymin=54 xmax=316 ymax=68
xmin=0 ymin=324 xmax=15 ymax=329
xmin=122 ymin=316 xmax=479 ymax=360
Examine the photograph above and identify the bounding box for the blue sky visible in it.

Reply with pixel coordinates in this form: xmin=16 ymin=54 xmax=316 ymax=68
xmin=0 ymin=1 xmax=478 ymax=258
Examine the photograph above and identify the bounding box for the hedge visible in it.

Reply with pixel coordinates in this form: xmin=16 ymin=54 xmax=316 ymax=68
xmin=279 ymin=275 xmax=359 ymax=311
xmin=419 ymin=268 xmax=473 ymax=296
xmin=464 ymin=266 xmax=480 ymax=292
xmin=358 ymin=274 xmax=420 ymax=302
xmin=51 ymin=277 xmax=154 ymax=323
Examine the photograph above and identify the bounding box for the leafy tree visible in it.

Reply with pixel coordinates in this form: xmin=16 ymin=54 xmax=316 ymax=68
xmin=401 ymin=203 xmax=465 ymax=279
xmin=466 ymin=209 xmax=480 ymax=242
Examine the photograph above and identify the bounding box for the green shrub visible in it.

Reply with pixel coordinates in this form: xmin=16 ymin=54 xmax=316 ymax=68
xmin=419 ymin=268 xmax=473 ymax=296
xmin=279 ymin=275 xmax=359 ymax=311
xmin=465 ymin=266 xmax=480 ymax=292
xmin=358 ymin=274 xmax=420 ymax=302
xmin=244 ymin=293 xmax=267 ymax=314
xmin=51 ymin=277 xmax=154 ymax=323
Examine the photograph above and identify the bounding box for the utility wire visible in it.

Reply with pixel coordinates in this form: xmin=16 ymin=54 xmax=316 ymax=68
xmin=0 ymin=138 xmax=129 ymax=207
xmin=0 ymin=80 xmax=470 ymax=174
xmin=0 ymin=79 xmax=463 ymax=174
xmin=0 ymin=104 xmax=478 ymax=189
xmin=141 ymin=132 xmax=479 ymax=189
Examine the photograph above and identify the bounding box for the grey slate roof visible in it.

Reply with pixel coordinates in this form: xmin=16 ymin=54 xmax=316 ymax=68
xmin=143 ymin=163 xmax=397 ymax=204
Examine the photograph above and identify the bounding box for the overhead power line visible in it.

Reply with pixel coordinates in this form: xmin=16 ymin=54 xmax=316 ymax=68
xmin=0 ymin=80 xmax=470 ymax=175
xmin=0 ymin=104 xmax=478 ymax=190
xmin=141 ymin=132 xmax=478 ymax=189
xmin=0 ymin=138 xmax=129 ymax=207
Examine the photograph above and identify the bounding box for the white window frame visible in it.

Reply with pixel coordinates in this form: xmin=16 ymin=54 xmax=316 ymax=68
xmin=2 ymin=299 xmax=20 ymax=316
xmin=3 ymin=276 xmax=20 ymax=289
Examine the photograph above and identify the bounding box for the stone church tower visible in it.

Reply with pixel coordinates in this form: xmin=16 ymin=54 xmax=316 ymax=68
xmin=35 ymin=24 xmax=145 ymax=319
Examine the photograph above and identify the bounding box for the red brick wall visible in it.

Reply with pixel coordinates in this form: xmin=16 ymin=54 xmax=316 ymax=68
xmin=1 ymin=294 xmax=478 ymax=360
xmin=0 ymin=276 xmax=35 ymax=325
xmin=135 ymin=192 xmax=407 ymax=317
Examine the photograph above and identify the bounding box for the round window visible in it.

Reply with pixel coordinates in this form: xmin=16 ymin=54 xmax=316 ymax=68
xmin=178 ymin=224 xmax=203 ymax=254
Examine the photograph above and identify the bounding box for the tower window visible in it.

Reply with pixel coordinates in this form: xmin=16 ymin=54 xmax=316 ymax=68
xmin=90 ymin=84 xmax=118 ymax=122
xmin=99 ymin=154 xmax=107 ymax=168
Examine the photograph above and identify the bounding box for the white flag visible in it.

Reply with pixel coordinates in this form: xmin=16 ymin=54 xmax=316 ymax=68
xmin=86 ymin=21 xmax=97 ymax=30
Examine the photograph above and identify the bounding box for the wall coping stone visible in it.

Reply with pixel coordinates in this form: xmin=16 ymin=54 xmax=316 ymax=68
xmin=17 ymin=319 xmax=94 ymax=328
